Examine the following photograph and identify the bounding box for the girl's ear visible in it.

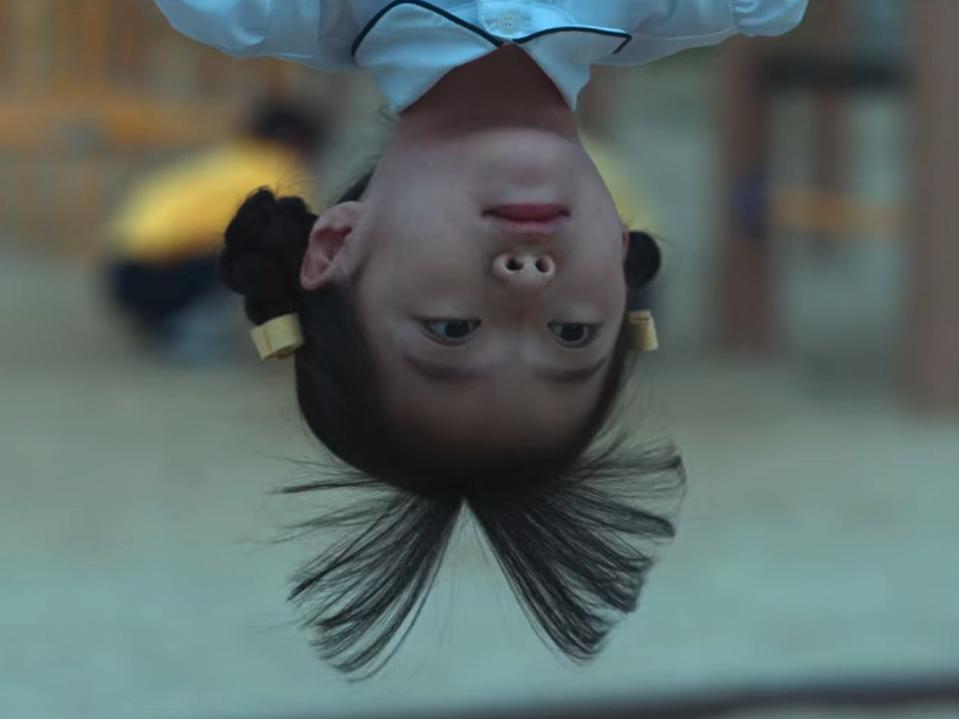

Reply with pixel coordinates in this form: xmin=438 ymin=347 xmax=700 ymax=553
xmin=300 ymin=201 xmax=364 ymax=291
xmin=623 ymin=231 xmax=662 ymax=291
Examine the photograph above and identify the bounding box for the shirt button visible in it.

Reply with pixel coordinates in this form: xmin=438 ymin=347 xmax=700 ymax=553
xmin=495 ymin=10 xmax=531 ymax=37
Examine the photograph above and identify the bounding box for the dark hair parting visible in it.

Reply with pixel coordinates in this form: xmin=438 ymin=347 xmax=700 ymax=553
xmin=272 ymin=437 xmax=683 ymax=679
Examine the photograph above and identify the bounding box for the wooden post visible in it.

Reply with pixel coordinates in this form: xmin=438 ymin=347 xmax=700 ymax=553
xmin=908 ymin=1 xmax=959 ymax=410
xmin=9 ymin=0 xmax=47 ymax=97
xmin=809 ymin=0 xmax=849 ymax=256
xmin=714 ymin=38 xmax=776 ymax=352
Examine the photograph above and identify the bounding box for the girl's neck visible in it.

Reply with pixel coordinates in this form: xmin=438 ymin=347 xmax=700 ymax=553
xmin=397 ymin=44 xmax=579 ymax=139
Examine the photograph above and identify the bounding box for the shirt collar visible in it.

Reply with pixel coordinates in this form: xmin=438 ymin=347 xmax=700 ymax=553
xmin=352 ymin=1 xmax=631 ymax=112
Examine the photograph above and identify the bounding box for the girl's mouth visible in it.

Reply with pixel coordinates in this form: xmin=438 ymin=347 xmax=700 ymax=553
xmin=484 ymin=204 xmax=569 ymax=222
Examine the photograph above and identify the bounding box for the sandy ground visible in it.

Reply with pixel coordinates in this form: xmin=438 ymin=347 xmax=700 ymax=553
xmin=1 ymin=251 xmax=956 ymax=719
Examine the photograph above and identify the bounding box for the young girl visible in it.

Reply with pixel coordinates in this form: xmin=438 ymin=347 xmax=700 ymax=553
xmin=155 ymin=0 xmax=808 ymax=678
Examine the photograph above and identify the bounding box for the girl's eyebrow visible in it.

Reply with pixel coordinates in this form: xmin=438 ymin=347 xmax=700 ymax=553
xmin=403 ymin=354 xmax=487 ymax=382
xmin=534 ymin=356 xmax=608 ymax=384
xmin=402 ymin=354 xmax=607 ymax=385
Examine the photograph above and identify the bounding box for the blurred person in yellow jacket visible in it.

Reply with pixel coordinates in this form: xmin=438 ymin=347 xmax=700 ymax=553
xmin=581 ymin=134 xmax=657 ymax=238
xmin=581 ymin=132 xmax=662 ymax=311
xmin=103 ymin=101 xmax=327 ymax=363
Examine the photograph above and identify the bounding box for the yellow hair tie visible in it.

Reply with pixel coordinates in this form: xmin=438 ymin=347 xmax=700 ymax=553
xmin=250 ymin=313 xmax=304 ymax=360
xmin=627 ymin=310 xmax=659 ymax=353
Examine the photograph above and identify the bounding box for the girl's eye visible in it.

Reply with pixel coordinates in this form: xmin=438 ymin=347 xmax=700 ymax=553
xmin=422 ymin=319 xmax=480 ymax=344
xmin=548 ymin=322 xmax=598 ymax=348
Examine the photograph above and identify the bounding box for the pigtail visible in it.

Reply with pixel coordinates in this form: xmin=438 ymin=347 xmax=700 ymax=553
xmin=219 ymin=188 xmax=316 ymax=325
xmin=276 ymin=472 xmax=464 ymax=679
xmin=467 ymin=440 xmax=683 ymax=661
xmin=624 ymin=231 xmax=662 ymax=292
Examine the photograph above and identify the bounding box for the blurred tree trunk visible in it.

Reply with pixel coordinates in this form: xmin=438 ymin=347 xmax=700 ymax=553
xmin=714 ymin=37 xmax=775 ymax=353
xmin=808 ymin=0 xmax=848 ymax=257
xmin=908 ymin=1 xmax=959 ymax=410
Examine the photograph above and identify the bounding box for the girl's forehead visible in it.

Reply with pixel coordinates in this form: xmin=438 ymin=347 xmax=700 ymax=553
xmin=383 ymin=375 xmax=595 ymax=456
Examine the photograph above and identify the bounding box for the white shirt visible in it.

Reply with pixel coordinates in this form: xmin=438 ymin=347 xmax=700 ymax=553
xmin=155 ymin=0 xmax=808 ymax=111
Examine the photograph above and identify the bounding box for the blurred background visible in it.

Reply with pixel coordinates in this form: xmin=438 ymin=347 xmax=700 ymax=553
xmin=1 ymin=1 xmax=957 ymax=718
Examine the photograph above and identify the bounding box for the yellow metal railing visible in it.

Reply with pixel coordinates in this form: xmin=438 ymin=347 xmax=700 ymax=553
xmin=0 ymin=0 xmax=309 ymax=258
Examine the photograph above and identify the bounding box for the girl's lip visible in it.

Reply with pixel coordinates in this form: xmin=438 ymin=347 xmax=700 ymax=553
xmin=484 ymin=203 xmax=569 ymax=222
xmin=484 ymin=214 xmax=569 ymax=236
xmin=483 ymin=203 xmax=570 ymax=236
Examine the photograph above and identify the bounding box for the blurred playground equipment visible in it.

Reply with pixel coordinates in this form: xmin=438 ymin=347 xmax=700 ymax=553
xmin=714 ymin=0 xmax=959 ymax=411
xmin=0 ymin=1 xmax=352 ymax=258
xmin=1 ymin=0 xmax=956 ymax=411
xmin=1 ymin=3 xmax=958 ymax=718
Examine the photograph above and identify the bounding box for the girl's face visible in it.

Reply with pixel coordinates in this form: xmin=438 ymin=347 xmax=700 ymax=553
xmin=303 ymin=125 xmax=628 ymax=456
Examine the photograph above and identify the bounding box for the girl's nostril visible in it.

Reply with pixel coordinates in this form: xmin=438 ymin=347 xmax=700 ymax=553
xmin=535 ymin=258 xmax=550 ymax=273
xmin=506 ymin=258 xmax=523 ymax=271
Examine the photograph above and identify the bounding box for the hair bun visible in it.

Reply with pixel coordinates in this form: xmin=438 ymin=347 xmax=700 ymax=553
xmin=624 ymin=231 xmax=662 ymax=291
xmin=220 ymin=188 xmax=317 ymax=325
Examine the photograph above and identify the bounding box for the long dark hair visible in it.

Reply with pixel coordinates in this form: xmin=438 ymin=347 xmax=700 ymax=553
xmin=219 ymin=174 xmax=684 ymax=679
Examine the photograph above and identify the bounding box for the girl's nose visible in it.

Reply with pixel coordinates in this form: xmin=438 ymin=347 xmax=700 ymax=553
xmin=491 ymin=252 xmax=556 ymax=293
